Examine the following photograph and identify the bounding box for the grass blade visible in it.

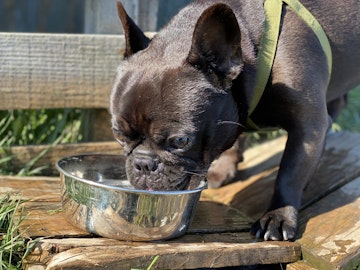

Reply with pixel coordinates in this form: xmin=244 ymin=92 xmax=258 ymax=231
xmin=0 ymin=193 xmax=39 ymax=269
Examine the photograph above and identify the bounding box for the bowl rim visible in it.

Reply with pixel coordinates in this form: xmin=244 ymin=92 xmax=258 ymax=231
xmin=56 ymin=154 xmax=207 ymax=195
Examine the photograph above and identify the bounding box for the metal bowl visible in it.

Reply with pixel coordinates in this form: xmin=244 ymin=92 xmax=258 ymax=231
xmin=56 ymin=154 xmax=207 ymax=241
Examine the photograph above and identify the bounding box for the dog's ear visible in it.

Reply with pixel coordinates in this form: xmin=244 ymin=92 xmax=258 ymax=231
xmin=117 ymin=2 xmax=151 ymax=58
xmin=187 ymin=4 xmax=242 ymax=81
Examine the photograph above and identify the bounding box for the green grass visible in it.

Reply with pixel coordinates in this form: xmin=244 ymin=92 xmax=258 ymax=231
xmin=0 ymin=109 xmax=83 ymax=175
xmin=0 ymin=193 xmax=39 ymax=270
xmin=0 ymin=109 xmax=82 ymax=147
xmin=333 ymin=86 xmax=360 ymax=132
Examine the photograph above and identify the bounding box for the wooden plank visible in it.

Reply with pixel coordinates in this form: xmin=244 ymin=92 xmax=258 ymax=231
xmin=189 ymin=200 xmax=253 ymax=233
xmin=24 ymin=232 xmax=264 ymax=269
xmin=296 ymin=176 xmax=360 ymax=270
xmin=0 ymin=176 xmax=300 ymax=269
xmin=5 ymin=132 xmax=360 ymax=269
xmin=24 ymin=232 xmax=259 ymax=263
xmin=42 ymin=240 xmax=300 ymax=270
xmin=203 ymin=167 xmax=278 ymax=220
xmin=0 ymin=32 xmax=155 ymax=110
xmin=0 ymin=176 xmax=60 ymax=201
xmin=287 ymin=261 xmax=318 ymax=270
xmin=237 ymin=135 xmax=286 ymax=179
xmin=23 ymin=236 xmax=300 ymax=269
xmin=17 ymin=202 xmax=88 ymax=239
xmin=3 ymin=141 xmax=122 ymax=175
xmin=0 ymin=32 xmax=123 ymax=110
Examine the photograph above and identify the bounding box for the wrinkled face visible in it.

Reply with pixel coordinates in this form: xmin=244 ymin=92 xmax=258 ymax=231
xmin=111 ymin=2 xmax=244 ymax=191
xmin=110 ymin=64 xmax=240 ymax=191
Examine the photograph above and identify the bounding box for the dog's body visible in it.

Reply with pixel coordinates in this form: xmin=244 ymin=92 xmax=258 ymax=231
xmin=110 ymin=0 xmax=360 ymax=240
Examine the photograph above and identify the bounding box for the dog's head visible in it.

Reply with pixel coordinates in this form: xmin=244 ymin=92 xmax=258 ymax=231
xmin=110 ymin=3 xmax=246 ymax=191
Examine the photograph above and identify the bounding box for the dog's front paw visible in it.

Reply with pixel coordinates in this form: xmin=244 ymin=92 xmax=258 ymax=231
xmin=251 ymin=206 xmax=298 ymax=241
xmin=206 ymin=155 xmax=237 ymax=188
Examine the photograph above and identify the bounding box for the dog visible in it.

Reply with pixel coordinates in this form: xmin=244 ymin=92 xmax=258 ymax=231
xmin=110 ymin=0 xmax=360 ymax=241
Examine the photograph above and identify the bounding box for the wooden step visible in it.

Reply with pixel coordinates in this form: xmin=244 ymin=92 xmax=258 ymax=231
xmin=0 ymin=177 xmax=301 ymax=269
xmin=296 ymin=176 xmax=360 ymax=270
xmin=2 ymin=131 xmax=360 ymax=269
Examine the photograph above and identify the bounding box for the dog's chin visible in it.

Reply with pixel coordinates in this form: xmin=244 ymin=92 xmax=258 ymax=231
xmin=126 ymin=163 xmax=203 ymax=191
xmin=128 ymin=172 xmax=191 ymax=191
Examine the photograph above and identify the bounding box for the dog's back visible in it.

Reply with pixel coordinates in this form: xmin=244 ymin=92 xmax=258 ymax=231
xmin=299 ymin=0 xmax=360 ymax=98
xmin=148 ymin=0 xmax=360 ymax=99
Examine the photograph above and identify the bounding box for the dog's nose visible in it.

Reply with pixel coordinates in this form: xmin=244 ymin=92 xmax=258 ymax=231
xmin=134 ymin=156 xmax=158 ymax=174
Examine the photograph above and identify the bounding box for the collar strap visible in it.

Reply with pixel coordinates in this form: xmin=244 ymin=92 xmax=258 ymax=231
xmin=246 ymin=0 xmax=332 ymax=130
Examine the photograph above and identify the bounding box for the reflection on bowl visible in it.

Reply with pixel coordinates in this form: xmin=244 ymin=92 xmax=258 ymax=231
xmin=56 ymin=154 xmax=207 ymax=241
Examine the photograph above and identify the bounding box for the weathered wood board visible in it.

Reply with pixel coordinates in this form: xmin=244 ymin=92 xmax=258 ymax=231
xmin=287 ymin=261 xmax=319 ymax=270
xmin=297 ymin=176 xmax=360 ymax=270
xmin=0 ymin=32 xmax=154 ymax=111
xmin=0 ymin=178 xmax=301 ymax=269
xmin=18 ymin=200 xmax=300 ymax=269
xmin=3 ymin=141 xmax=123 ymax=175
xmin=288 ymin=177 xmax=360 ymax=270
xmin=35 ymin=239 xmax=300 ymax=270
xmin=2 ymin=131 xmax=360 ymax=269
xmin=0 ymin=33 xmax=122 ymax=110
xmin=0 ymin=176 xmax=60 ymax=201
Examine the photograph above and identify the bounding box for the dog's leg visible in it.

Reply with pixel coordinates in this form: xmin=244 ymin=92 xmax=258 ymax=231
xmin=252 ymin=117 xmax=331 ymax=240
xmin=247 ymin=7 xmax=338 ymax=240
xmin=250 ymin=85 xmax=332 ymax=240
xmin=327 ymin=94 xmax=348 ymax=120
xmin=207 ymin=135 xmax=246 ymax=188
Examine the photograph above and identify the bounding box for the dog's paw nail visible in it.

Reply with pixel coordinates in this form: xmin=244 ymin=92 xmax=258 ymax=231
xmin=264 ymin=231 xmax=270 ymax=241
xmin=282 ymin=230 xmax=288 ymax=241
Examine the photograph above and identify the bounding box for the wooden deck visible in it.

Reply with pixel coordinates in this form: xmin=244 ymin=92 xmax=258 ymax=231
xmin=1 ymin=131 xmax=360 ymax=269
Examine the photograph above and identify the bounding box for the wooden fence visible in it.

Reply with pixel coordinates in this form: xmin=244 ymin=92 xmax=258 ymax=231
xmin=0 ymin=32 xmax=130 ymax=173
xmin=1 ymin=32 xmax=122 ymax=110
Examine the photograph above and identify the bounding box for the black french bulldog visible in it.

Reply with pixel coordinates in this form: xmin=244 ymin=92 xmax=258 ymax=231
xmin=110 ymin=0 xmax=360 ymax=241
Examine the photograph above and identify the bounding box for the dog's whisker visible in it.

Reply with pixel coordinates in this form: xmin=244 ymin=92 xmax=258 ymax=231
xmin=183 ymin=170 xmax=207 ymax=177
xmin=217 ymin=120 xmax=245 ymax=128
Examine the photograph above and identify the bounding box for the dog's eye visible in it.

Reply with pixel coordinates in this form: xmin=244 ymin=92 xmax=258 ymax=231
xmin=112 ymin=129 xmax=127 ymax=147
xmin=169 ymin=136 xmax=190 ymax=149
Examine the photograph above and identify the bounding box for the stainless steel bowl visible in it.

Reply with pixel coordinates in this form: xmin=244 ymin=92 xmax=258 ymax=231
xmin=56 ymin=154 xmax=207 ymax=241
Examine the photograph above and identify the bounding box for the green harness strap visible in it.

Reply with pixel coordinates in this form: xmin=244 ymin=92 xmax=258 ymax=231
xmin=246 ymin=0 xmax=332 ymax=130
